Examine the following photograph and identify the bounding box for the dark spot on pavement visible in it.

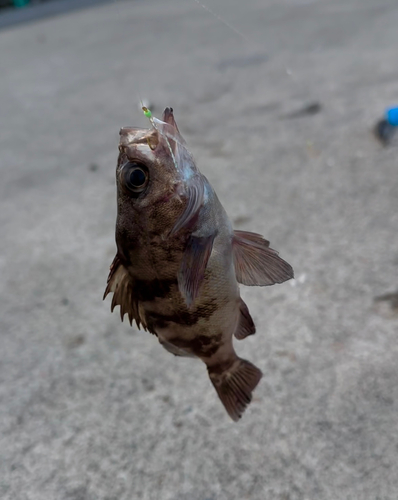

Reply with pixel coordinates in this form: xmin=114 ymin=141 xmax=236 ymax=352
xmin=374 ymin=291 xmax=398 ymax=308
xmin=373 ymin=291 xmax=398 ymax=319
xmin=374 ymin=119 xmax=397 ymax=146
xmin=65 ymin=334 xmax=85 ymax=349
xmin=284 ymin=102 xmax=322 ymax=119
xmin=141 ymin=378 xmax=155 ymax=392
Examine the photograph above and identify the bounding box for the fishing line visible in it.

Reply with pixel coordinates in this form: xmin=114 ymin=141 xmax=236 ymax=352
xmin=191 ymin=0 xmax=254 ymax=46
xmin=142 ymin=106 xmax=180 ymax=171
xmin=190 ymin=0 xmax=294 ymax=78
xmin=110 ymin=0 xmax=149 ymax=117
xmin=112 ymin=0 xmax=295 ymax=133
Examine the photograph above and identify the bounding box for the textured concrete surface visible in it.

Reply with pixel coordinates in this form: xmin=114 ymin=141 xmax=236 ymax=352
xmin=1 ymin=0 xmax=398 ymax=499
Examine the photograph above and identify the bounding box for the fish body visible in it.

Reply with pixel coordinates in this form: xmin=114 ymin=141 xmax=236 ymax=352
xmin=104 ymin=108 xmax=293 ymax=421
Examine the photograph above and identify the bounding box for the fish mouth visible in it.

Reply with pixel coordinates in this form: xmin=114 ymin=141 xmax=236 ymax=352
xmin=119 ymin=127 xmax=155 ymax=148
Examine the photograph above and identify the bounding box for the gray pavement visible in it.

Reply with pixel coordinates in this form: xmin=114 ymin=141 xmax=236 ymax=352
xmin=1 ymin=0 xmax=398 ymax=499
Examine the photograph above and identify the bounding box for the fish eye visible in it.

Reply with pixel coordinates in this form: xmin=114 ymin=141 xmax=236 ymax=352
xmin=121 ymin=161 xmax=149 ymax=196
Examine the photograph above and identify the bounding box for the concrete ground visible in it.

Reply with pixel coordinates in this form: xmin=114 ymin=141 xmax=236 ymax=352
xmin=1 ymin=0 xmax=398 ymax=498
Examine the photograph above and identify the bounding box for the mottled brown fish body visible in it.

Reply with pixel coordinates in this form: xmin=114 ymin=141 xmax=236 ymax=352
xmin=104 ymin=108 xmax=294 ymax=421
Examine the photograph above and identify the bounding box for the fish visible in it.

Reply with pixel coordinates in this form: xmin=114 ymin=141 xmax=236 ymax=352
xmin=104 ymin=107 xmax=294 ymax=421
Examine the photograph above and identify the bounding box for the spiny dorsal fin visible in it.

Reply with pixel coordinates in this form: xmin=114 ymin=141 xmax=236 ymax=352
xmin=232 ymin=230 xmax=294 ymax=286
xmin=177 ymin=233 xmax=216 ymax=307
xmin=234 ymin=298 xmax=256 ymax=340
xmin=103 ymin=255 xmax=143 ymax=329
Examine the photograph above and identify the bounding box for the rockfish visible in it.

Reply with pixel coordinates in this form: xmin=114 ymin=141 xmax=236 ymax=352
xmin=104 ymin=107 xmax=293 ymax=421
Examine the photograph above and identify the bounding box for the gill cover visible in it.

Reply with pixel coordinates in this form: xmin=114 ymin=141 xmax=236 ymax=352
xmin=141 ymin=107 xmax=213 ymax=307
xmin=145 ymin=107 xmax=206 ymax=236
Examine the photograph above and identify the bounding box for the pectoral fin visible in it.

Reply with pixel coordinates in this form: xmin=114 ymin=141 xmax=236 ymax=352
xmin=177 ymin=233 xmax=216 ymax=307
xmin=103 ymin=255 xmax=142 ymax=328
xmin=232 ymin=230 xmax=294 ymax=286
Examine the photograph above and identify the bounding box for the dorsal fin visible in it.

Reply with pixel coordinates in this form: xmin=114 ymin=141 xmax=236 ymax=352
xmin=232 ymin=230 xmax=294 ymax=286
xmin=103 ymin=255 xmax=143 ymax=329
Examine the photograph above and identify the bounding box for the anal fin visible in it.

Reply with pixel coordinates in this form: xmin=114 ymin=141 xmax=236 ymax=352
xmin=232 ymin=230 xmax=294 ymax=286
xmin=208 ymin=358 xmax=262 ymax=421
xmin=234 ymin=298 xmax=256 ymax=340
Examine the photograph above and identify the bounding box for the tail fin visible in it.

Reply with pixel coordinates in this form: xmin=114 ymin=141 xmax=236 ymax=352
xmin=208 ymin=358 xmax=262 ymax=421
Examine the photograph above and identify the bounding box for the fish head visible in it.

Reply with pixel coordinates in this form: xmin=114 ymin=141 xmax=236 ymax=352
xmin=115 ymin=108 xmax=205 ymax=263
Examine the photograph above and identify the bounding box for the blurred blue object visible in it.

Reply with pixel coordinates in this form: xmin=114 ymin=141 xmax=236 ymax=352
xmin=13 ymin=0 xmax=29 ymax=7
xmin=386 ymin=106 xmax=398 ymax=126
